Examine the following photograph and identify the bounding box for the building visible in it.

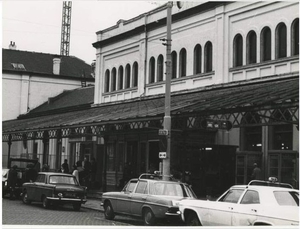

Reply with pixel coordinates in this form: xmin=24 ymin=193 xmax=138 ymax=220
xmin=2 ymin=1 xmax=299 ymax=196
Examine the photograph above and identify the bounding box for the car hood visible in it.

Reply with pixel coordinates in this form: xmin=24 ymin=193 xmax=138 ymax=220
xmin=54 ymin=184 xmax=86 ymax=192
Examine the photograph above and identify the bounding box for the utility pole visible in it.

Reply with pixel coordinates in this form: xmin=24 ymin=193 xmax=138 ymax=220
xmin=60 ymin=1 xmax=72 ymax=56
xmin=162 ymin=1 xmax=173 ymax=179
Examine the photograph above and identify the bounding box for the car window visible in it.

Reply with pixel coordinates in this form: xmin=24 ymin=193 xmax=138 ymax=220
xmin=274 ymin=191 xmax=299 ymax=206
xmin=35 ymin=174 xmax=46 ymax=183
xmin=126 ymin=181 xmax=137 ymax=193
xmin=49 ymin=175 xmax=76 ymax=185
xmin=240 ymin=190 xmax=260 ymax=204
xmin=153 ymin=182 xmax=184 ymax=196
xmin=219 ymin=189 xmax=244 ymax=203
xmin=135 ymin=181 xmax=148 ymax=194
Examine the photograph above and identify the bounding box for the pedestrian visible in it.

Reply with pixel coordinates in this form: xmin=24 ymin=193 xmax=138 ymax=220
xmin=7 ymin=165 xmax=18 ymax=200
xmin=25 ymin=163 xmax=37 ymax=183
xmin=72 ymin=165 xmax=80 ymax=185
xmin=76 ymin=159 xmax=84 ymax=184
xmin=61 ymin=159 xmax=69 ymax=173
xmin=251 ymin=163 xmax=262 ymax=180
xmin=90 ymin=157 xmax=97 ymax=189
xmin=34 ymin=157 xmax=41 ymax=172
xmin=42 ymin=164 xmax=49 ymax=172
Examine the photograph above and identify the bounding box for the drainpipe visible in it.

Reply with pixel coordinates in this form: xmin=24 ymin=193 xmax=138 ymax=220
xmin=143 ymin=13 xmax=149 ymax=95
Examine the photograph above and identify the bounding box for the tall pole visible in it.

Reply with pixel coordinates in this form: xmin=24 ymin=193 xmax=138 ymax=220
xmin=163 ymin=2 xmax=172 ymax=178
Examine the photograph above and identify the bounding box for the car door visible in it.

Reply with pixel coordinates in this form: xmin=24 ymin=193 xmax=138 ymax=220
xmin=130 ymin=180 xmax=148 ymax=217
xmin=32 ymin=174 xmax=47 ymax=201
xmin=231 ymin=190 xmax=259 ymax=226
xmin=117 ymin=180 xmax=137 ymax=214
xmin=208 ymin=188 xmax=245 ymax=226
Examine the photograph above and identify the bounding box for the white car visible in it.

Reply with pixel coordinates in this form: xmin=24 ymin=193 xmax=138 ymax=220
xmin=179 ymin=178 xmax=299 ymax=226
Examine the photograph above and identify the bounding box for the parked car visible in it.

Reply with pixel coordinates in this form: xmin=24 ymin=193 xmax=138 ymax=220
xmin=22 ymin=172 xmax=87 ymax=211
xmin=2 ymin=157 xmax=38 ymax=198
xmin=101 ymin=172 xmax=197 ymax=226
xmin=179 ymin=177 xmax=299 ymax=226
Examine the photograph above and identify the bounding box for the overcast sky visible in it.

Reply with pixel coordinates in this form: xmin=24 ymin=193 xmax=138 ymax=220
xmin=2 ymin=1 xmax=166 ymax=65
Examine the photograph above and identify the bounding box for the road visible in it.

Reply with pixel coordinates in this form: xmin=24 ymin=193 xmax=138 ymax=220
xmin=2 ymin=197 xmax=143 ymax=226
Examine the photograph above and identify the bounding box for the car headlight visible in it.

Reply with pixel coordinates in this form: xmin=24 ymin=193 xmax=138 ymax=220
xmin=58 ymin=193 xmax=63 ymax=198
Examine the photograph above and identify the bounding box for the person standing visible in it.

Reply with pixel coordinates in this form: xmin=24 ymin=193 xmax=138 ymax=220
xmin=62 ymin=159 xmax=69 ymax=174
xmin=7 ymin=165 xmax=18 ymax=200
xmin=251 ymin=163 xmax=262 ymax=180
xmin=83 ymin=156 xmax=91 ymax=187
xmin=72 ymin=165 xmax=80 ymax=185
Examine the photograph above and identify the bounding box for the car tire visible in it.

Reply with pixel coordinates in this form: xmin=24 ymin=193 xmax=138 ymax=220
xmin=186 ymin=212 xmax=201 ymax=226
xmin=104 ymin=202 xmax=115 ymax=220
xmin=73 ymin=203 xmax=81 ymax=211
xmin=22 ymin=192 xmax=31 ymax=204
xmin=143 ymin=208 xmax=156 ymax=226
xmin=42 ymin=196 xmax=50 ymax=209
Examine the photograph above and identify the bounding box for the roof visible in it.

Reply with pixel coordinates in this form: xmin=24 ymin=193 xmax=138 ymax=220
xmin=2 ymin=76 xmax=298 ymax=135
xmin=2 ymin=49 xmax=94 ymax=79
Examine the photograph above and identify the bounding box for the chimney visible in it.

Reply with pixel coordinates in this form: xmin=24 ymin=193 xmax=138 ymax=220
xmin=53 ymin=57 xmax=61 ymax=75
xmin=9 ymin=41 xmax=17 ymax=50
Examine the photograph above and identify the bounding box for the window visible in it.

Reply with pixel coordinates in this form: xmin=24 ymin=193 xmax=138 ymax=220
xmin=219 ymin=189 xmax=244 ymax=203
xmin=104 ymin=70 xmax=110 ymax=92
xmin=11 ymin=63 xmax=26 ymax=70
xmin=274 ymin=191 xmax=299 ymax=206
xmin=241 ymin=190 xmax=260 ymax=204
xmin=149 ymin=57 xmax=155 ymax=83
xmin=204 ymin=41 xmax=213 ymax=72
xmin=125 ymin=181 xmax=137 ymax=193
xmin=171 ymin=51 xmax=177 ymax=79
xmin=194 ymin=44 xmax=202 ymax=74
xmin=111 ymin=68 xmax=116 ymax=91
xmin=157 ymin=55 xmax=164 ymax=82
xmin=49 ymin=175 xmax=76 ymax=185
xmin=276 ymin=22 xmax=287 ymax=59
xmin=233 ymin=34 xmax=243 ymax=67
xmin=241 ymin=112 xmax=262 ymax=151
xmin=247 ymin=31 xmax=257 ymax=64
xmin=179 ymin=48 xmax=187 ymax=77
xmin=261 ymin=26 xmax=271 ymax=62
xmin=136 ymin=181 xmax=148 ymax=194
xmin=132 ymin=62 xmax=138 ymax=87
xmin=291 ymin=18 xmax=299 ymax=56
xmin=125 ymin=64 xmax=131 ymax=89
xmin=118 ymin=66 xmax=124 ymax=90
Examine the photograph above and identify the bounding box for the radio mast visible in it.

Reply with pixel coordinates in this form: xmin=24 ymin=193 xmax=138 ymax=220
xmin=60 ymin=1 xmax=72 ymax=56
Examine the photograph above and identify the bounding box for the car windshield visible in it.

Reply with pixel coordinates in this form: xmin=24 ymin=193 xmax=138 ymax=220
xmin=153 ymin=182 xmax=184 ymax=196
xmin=273 ymin=191 xmax=299 ymax=206
xmin=49 ymin=175 xmax=77 ymax=185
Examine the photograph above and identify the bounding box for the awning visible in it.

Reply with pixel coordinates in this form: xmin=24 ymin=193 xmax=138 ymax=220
xmin=3 ymin=77 xmax=298 ymax=138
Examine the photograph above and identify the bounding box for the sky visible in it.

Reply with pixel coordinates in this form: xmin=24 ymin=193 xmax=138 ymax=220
xmin=2 ymin=1 xmax=166 ymax=65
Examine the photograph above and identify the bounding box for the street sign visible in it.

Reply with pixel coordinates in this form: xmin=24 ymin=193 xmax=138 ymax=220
xmin=158 ymin=129 xmax=169 ymax=136
xmin=159 ymin=152 xmax=167 ymax=159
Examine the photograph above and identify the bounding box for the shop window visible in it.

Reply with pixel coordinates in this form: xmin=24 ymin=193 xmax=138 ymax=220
xmin=275 ymin=22 xmax=287 ymax=59
xmin=179 ymin=48 xmax=187 ymax=77
xmin=107 ymin=143 xmax=115 ymax=171
xmin=111 ymin=68 xmax=116 ymax=91
xmin=193 ymin=44 xmax=202 ymax=74
xmin=233 ymin=34 xmax=243 ymax=67
xmin=291 ymin=18 xmax=299 ymax=56
xmin=204 ymin=41 xmax=213 ymax=72
xmin=104 ymin=69 xmax=110 ymax=93
xmin=241 ymin=112 xmax=262 ymax=151
xmin=261 ymin=26 xmax=271 ymax=62
xmin=246 ymin=31 xmax=257 ymax=64
xmin=125 ymin=64 xmax=131 ymax=89
xmin=132 ymin=62 xmax=138 ymax=87
xmin=236 ymin=153 xmax=262 ymax=184
xmin=149 ymin=57 xmax=155 ymax=83
xmin=118 ymin=66 xmax=124 ymax=90
xmin=157 ymin=54 xmax=164 ymax=82
xmin=171 ymin=51 xmax=177 ymax=79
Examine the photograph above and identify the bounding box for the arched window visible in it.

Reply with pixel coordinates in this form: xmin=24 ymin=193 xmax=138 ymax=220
xmin=125 ymin=64 xmax=131 ymax=89
xmin=247 ymin=31 xmax=257 ymax=64
xmin=132 ymin=62 xmax=138 ymax=87
xmin=276 ymin=22 xmax=287 ymax=59
xmin=261 ymin=26 xmax=271 ymax=62
xmin=149 ymin=57 xmax=155 ymax=83
xmin=104 ymin=69 xmax=110 ymax=93
xmin=291 ymin=18 xmax=299 ymax=56
xmin=179 ymin=48 xmax=187 ymax=77
xmin=194 ymin=44 xmax=202 ymax=74
xmin=171 ymin=51 xmax=177 ymax=79
xmin=233 ymin=34 xmax=243 ymax=67
xmin=118 ymin=66 xmax=124 ymax=90
xmin=111 ymin=68 xmax=116 ymax=91
xmin=204 ymin=41 xmax=213 ymax=72
xmin=157 ymin=55 xmax=164 ymax=82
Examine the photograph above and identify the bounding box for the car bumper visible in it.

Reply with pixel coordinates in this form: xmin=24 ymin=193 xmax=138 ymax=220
xmin=47 ymin=197 xmax=87 ymax=204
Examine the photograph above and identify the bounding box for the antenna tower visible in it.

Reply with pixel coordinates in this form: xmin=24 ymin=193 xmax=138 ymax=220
xmin=60 ymin=1 xmax=72 ymax=56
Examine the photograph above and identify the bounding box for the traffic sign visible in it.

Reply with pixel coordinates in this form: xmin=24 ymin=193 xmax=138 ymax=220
xmin=159 ymin=152 xmax=167 ymax=159
xmin=158 ymin=129 xmax=169 ymax=136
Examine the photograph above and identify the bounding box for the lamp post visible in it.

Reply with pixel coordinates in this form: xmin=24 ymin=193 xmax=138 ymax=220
xmin=162 ymin=1 xmax=173 ymax=178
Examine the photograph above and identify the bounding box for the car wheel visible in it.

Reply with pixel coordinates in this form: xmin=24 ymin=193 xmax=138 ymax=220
xmin=22 ymin=192 xmax=31 ymax=204
xmin=42 ymin=196 xmax=50 ymax=209
xmin=104 ymin=202 xmax=115 ymax=220
xmin=73 ymin=203 xmax=81 ymax=211
xmin=186 ymin=212 xmax=201 ymax=226
xmin=143 ymin=208 xmax=156 ymax=226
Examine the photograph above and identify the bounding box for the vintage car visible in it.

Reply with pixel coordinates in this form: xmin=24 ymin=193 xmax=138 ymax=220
xmin=2 ymin=157 xmax=38 ymax=198
xmin=179 ymin=177 xmax=299 ymax=226
xmin=101 ymin=173 xmax=197 ymax=226
xmin=22 ymin=172 xmax=87 ymax=211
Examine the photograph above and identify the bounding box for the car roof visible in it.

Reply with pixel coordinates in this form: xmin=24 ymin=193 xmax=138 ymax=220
xmin=230 ymin=184 xmax=297 ymax=192
xmin=38 ymin=172 xmax=74 ymax=177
